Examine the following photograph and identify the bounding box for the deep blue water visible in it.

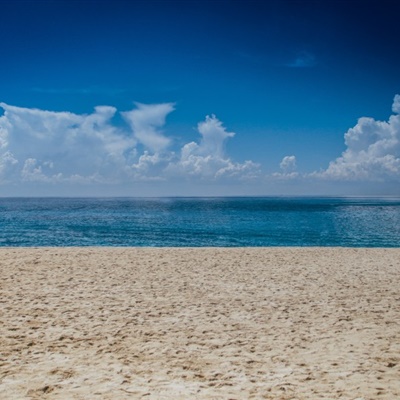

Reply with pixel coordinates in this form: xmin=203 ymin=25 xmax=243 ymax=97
xmin=0 ymin=197 xmax=399 ymax=247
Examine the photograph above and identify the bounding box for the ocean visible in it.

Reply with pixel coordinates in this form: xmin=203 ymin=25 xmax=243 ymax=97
xmin=0 ymin=197 xmax=399 ymax=247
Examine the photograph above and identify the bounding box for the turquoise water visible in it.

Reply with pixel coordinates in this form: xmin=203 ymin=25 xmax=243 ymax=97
xmin=0 ymin=197 xmax=399 ymax=247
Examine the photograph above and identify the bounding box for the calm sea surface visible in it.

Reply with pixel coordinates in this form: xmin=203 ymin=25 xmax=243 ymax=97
xmin=0 ymin=197 xmax=399 ymax=247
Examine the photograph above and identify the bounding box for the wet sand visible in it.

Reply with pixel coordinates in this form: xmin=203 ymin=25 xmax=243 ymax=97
xmin=1 ymin=247 xmax=399 ymax=399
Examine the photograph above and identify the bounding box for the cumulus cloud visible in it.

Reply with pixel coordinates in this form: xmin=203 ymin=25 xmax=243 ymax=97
xmin=0 ymin=151 xmax=18 ymax=180
xmin=280 ymin=155 xmax=296 ymax=173
xmin=21 ymin=158 xmax=62 ymax=183
xmin=270 ymin=155 xmax=299 ymax=180
xmin=392 ymin=94 xmax=400 ymax=114
xmin=129 ymin=151 xmax=174 ymax=181
xmin=122 ymin=102 xmax=174 ymax=153
xmin=0 ymin=102 xmax=138 ymax=184
xmin=317 ymin=94 xmax=400 ymax=181
xmin=166 ymin=115 xmax=259 ymax=180
xmin=196 ymin=114 xmax=235 ymax=157
xmin=0 ymin=102 xmax=258 ymax=186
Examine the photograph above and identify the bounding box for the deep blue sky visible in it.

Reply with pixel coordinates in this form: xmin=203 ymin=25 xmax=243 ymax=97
xmin=1 ymin=0 xmax=400 ymax=195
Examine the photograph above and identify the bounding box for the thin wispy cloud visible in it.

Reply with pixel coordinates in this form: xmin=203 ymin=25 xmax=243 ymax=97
xmin=286 ymin=51 xmax=316 ymax=68
xmin=122 ymin=102 xmax=175 ymax=153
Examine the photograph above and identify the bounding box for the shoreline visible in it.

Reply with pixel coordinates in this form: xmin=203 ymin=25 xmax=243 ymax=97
xmin=1 ymin=247 xmax=400 ymax=399
xmin=1 ymin=245 xmax=400 ymax=248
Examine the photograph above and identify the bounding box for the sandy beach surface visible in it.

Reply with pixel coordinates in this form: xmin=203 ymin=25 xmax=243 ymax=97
xmin=1 ymin=247 xmax=399 ymax=399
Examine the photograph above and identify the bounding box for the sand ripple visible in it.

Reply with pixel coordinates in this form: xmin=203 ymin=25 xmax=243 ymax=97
xmin=1 ymin=247 xmax=400 ymax=399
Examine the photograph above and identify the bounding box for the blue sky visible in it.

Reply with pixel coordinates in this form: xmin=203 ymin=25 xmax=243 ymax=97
xmin=1 ymin=0 xmax=400 ymax=196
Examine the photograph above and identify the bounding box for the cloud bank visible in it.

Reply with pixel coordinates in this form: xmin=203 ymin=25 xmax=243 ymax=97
xmin=1 ymin=94 xmax=399 ymax=195
xmin=0 ymin=103 xmax=136 ymax=184
xmin=0 ymin=102 xmax=259 ymax=187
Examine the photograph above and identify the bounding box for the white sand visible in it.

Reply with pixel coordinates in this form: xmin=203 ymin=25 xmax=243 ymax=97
xmin=1 ymin=247 xmax=399 ymax=399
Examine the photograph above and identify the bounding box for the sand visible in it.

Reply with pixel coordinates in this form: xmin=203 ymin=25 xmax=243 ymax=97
xmin=0 ymin=247 xmax=399 ymax=399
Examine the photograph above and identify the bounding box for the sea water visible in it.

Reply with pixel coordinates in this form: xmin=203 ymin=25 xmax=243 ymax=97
xmin=0 ymin=197 xmax=399 ymax=247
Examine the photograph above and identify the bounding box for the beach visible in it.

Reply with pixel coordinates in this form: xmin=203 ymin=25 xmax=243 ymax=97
xmin=1 ymin=247 xmax=399 ymax=399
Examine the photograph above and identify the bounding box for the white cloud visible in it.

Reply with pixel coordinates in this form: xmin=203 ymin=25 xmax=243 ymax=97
xmin=21 ymin=158 xmax=63 ymax=183
xmin=2 ymin=96 xmax=400 ymax=196
xmin=122 ymin=102 xmax=174 ymax=153
xmin=166 ymin=115 xmax=260 ymax=180
xmin=280 ymin=155 xmax=296 ymax=172
xmin=392 ymin=94 xmax=400 ymax=114
xmin=0 ymin=102 xmax=138 ymax=183
xmin=0 ymin=102 xmax=258 ymax=187
xmin=128 ymin=151 xmax=172 ymax=181
xmin=270 ymin=155 xmax=299 ymax=180
xmin=0 ymin=151 xmax=18 ymax=180
xmin=317 ymin=94 xmax=400 ymax=181
xmin=196 ymin=114 xmax=235 ymax=157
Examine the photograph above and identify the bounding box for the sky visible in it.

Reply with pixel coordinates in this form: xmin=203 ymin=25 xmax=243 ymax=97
xmin=1 ymin=0 xmax=400 ymax=196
